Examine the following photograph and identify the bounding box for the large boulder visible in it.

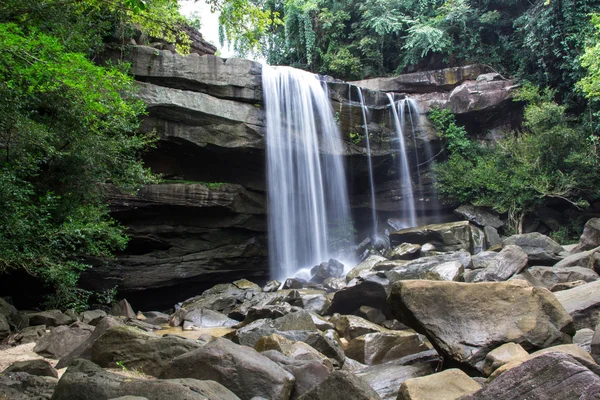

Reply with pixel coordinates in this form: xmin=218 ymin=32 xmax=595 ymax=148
xmin=387 ymin=280 xmax=574 ymax=371
xmin=183 ymin=308 xmax=238 ymax=329
xmin=462 ymin=352 xmax=600 ymax=399
xmin=389 ymin=221 xmax=474 ymax=253
xmin=28 ymin=310 xmax=75 ymax=327
xmin=91 ymin=325 xmax=202 ymax=377
xmin=573 ymin=218 xmax=600 ymax=253
xmin=0 ymin=314 xmax=9 ymax=342
xmin=331 ymin=315 xmax=386 ymax=341
xmin=160 ymin=337 xmax=294 ymax=400
xmin=518 ymin=266 xmax=599 ymax=289
xmin=554 ymin=246 xmax=600 ymax=270
xmin=328 ymin=275 xmax=390 ymax=317
xmin=356 ymin=362 xmax=437 ymax=400
xmin=554 ymin=280 xmax=600 ymax=330
xmin=3 ymin=359 xmax=58 ymax=379
xmin=398 ymin=368 xmax=481 ymax=400
xmin=345 ymin=331 xmax=430 ymax=365
xmin=34 ymin=322 xmax=94 ymax=359
xmin=454 ymin=205 xmax=503 ymax=229
xmin=51 ymin=358 xmax=240 ymax=400
xmin=385 ymin=251 xmax=472 ymax=283
xmin=0 ymin=371 xmax=57 ymax=400
xmin=297 ymin=370 xmax=382 ymax=400
xmin=345 ymin=255 xmax=387 ymax=282
xmin=482 ymin=342 xmax=529 ymax=376
xmin=502 ymin=232 xmax=563 ymax=265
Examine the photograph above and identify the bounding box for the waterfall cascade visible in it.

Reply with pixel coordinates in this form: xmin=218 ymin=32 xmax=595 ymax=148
xmin=352 ymin=85 xmax=378 ymax=238
xmin=387 ymin=93 xmax=418 ymax=228
xmin=263 ymin=66 xmax=353 ymax=280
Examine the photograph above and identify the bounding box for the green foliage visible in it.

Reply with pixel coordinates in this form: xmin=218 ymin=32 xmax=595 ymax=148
xmin=0 ymin=20 xmax=157 ymax=309
xmin=431 ymin=87 xmax=600 ymax=234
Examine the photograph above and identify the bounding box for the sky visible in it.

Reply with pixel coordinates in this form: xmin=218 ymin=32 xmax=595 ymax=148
xmin=178 ymin=0 xmax=236 ymax=58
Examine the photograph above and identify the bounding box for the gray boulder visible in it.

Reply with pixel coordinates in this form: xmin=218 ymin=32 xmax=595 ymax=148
xmin=328 ymin=276 xmax=390 ymax=318
xmin=297 ymin=370 xmax=381 ymax=400
xmin=91 ymin=325 xmax=201 ymax=377
xmin=183 ymin=308 xmax=238 ymax=329
xmin=110 ymin=299 xmax=136 ymax=318
xmin=454 ymin=205 xmax=503 ymax=228
xmin=554 ymin=280 xmax=600 ymax=330
xmin=356 ymin=362 xmax=436 ymax=400
xmin=389 ymin=221 xmax=474 ymax=252
xmin=388 ymin=243 xmax=421 ymax=261
xmin=81 ymin=310 xmax=107 ymax=325
xmin=51 ymin=358 xmax=239 ymax=400
xmin=28 ymin=310 xmax=74 ymax=327
xmin=461 ymin=352 xmax=600 ymax=400
xmin=385 ymin=250 xmax=472 ymax=283
xmin=573 ymin=218 xmax=600 ymax=253
xmin=554 ymin=246 xmax=600 ymax=270
xmin=331 ymin=315 xmax=386 ymax=341
xmin=0 ymin=314 xmax=9 ymax=342
xmin=473 ymin=245 xmax=528 ymax=282
xmin=160 ymin=337 xmax=294 ymax=400
xmin=574 ymin=328 xmax=594 ymax=353
xmin=3 ymin=359 xmax=58 ymax=378
xmin=520 ymin=266 xmax=599 ymax=289
xmin=388 ymin=280 xmax=574 ymax=371
xmin=345 ymin=255 xmax=387 ymax=282
xmin=502 ymin=232 xmax=563 ymax=264
xmin=0 ymin=371 xmax=56 ymax=400
xmin=13 ymin=325 xmax=47 ymax=345
xmin=34 ymin=322 xmax=94 ymax=359
xmin=345 ymin=331 xmax=429 ymax=365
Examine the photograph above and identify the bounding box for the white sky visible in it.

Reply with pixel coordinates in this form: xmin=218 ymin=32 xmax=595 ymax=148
xmin=178 ymin=0 xmax=235 ymax=58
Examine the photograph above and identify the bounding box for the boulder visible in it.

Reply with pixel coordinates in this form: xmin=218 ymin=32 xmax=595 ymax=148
xmin=454 ymin=205 xmax=503 ymax=229
xmin=328 ymin=276 xmax=390 ymax=317
xmin=355 ymin=306 xmax=386 ymax=325
xmin=51 ymin=358 xmax=240 ymax=400
xmin=80 ymin=310 xmax=107 ymax=326
xmin=28 ymin=310 xmax=74 ymax=327
xmin=304 ymin=332 xmax=346 ymax=366
xmin=183 ymin=308 xmax=238 ymax=329
xmin=332 ymin=315 xmax=386 ymax=341
xmin=551 ymin=280 xmax=588 ymax=292
xmin=110 ymin=299 xmax=136 ymax=318
xmin=345 ymin=255 xmax=387 ymax=282
xmin=470 ymin=251 xmax=498 ymax=270
xmin=297 ymin=370 xmax=381 ymax=400
xmin=482 ymin=342 xmax=529 ymax=376
xmin=356 ymin=362 xmax=436 ymax=400
xmin=3 ymin=359 xmax=58 ymax=379
xmin=484 ymin=226 xmax=502 ymax=247
xmin=520 ymin=266 xmax=599 ymax=289
xmin=261 ymin=350 xmax=331 ymax=400
xmin=388 ymin=243 xmax=421 ymax=260
xmin=554 ymin=246 xmax=600 ymax=270
xmin=56 ymin=316 xmax=123 ymax=369
xmin=34 ymin=322 xmax=94 ymax=359
xmin=0 ymin=314 xmax=9 ymax=342
xmin=574 ymin=328 xmax=594 ymax=353
xmin=398 ymin=368 xmax=482 ymax=400
xmin=140 ymin=311 xmax=170 ymax=326
xmin=263 ymin=280 xmax=281 ymax=292
xmin=573 ymin=218 xmax=600 ymax=253
xmin=473 ymin=245 xmax=528 ymax=282
xmin=388 ymin=280 xmax=574 ymax=371
xmin=426 ymin=260 xmax=463 ymax=281
xmin=390 ymin=221 xmax=474 ymax=252
xmin=255 ymin=334 xmax=333 ymax=369
xmin=0 ymin=371 xmax=57 ymax=400
xmin=160 ymin=337 xmax=294 ymax=400
xmin=554 ymin=280 xmax=600 ymax=330
xmin=91 ymin=325 xmax=202 ymax=376
xmin=345 ymin=331 xmax=429 ymax=365
xmin=300 ymin=295 xmax=330 ymax=315
xmin=183 ymin=283 xmax=249 ymax=314
xmin=283 ymin=278 xmax=307 ymax=290
xmin=310 ymin=259 xmax=344 ymax=283
xmin=13 ymin=325 xmax=47 ymax=345
xmin=241 ymin=303 xmax=292 ymax=326
xmin=385 ymin=251 xmax=472 ymax=283
xmin=462 ymin=353 xmax=600 ymax=399
xmin=502 ymin=232 xmax=563 ymax=264
xmin=591 ymin=322 xmax=600 ymax=363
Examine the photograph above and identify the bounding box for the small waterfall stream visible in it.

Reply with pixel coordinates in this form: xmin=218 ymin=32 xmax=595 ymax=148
xmin=263 ymin=66 xmax=352 ymax=280
xmin=387 ymin=93 xmax=417 ymax=228
xmin=352 ymin=85 xmax=378 ymax=238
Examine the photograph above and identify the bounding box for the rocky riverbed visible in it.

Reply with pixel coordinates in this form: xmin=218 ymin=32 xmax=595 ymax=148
xmin=2 ymin=217 xmax=600 ymax=399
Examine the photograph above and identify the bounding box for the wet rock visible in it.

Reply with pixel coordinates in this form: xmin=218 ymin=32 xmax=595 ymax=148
xmin=283 ymin=278 xmax=307 ymax=290
xmin=462 ymin=353 xmax=600 ymax=399
xmin=520 ymin=266 xmax=599 ymax=289
xmin=323 ymin=277 xmax=346 ymax=291
xmin=398 ymin=368 xmax=481 ymax=400
xmin=297 ymin=370 xmax=381 ymax=400
xmin=91 ymin=325 xmax=201 ymax=376
xmin=52 ymin=358 xmax=239 ymax=400
xmin=389 ymin=243 xmax=421 ymax=260
xmin=34 ymin=322 xmax=94 ymax=359
xmin=482 ymin=342 xmax=529 ymax=376
xmin=328 ymin=276 xmax=390 ymax=318
xmin=3 ymin=359 xmax=58 ymax=378
xmin=110 ymin=299 xmax=136 ymax=318
xmin=310 ymin=259 xmax=344 ymax=283
xmin=13 ymin=325 xmax=47 ymax=345
xmin=28 ymin=310 xmax=75 ymax=327
xmin=573 ymin=218 xmax=600 ymax=253
xmin=345 ymin=255 xmax=387 ymax=282
xmin=473 ymin=245 xmax=528 ymax=282
xmin=388 ymin=280 xmax=574 ymax=371
xmin=0 ymin=371 xmax=57 ymax=400
xmin=263 ymin=280 xmax=281 ymax=292
xmin=345 ymin=331 xmax=429 ymax=365
xmin=502 ymin=232 xmax=564 ymax=265
xmin=554 ymin=280 xmax=600 ymax=330
xmin=261 ymin=350 xmax=331 ymax=399
xmin=183 ymin=308 xmax=239 ymax=329
xmin=80 ymin=310 xmax=107 ymax=326
xmin=161 ymin=337 xmax=294 ymax=400
xmin=454 ymin=205 xmax=503 ymax=229
xmin=356 ymin=362 xmax=436 ymax=400
xmin=426 ymin=260 xmax=463 ymax=281
xmin=56 ymin=316 xmax=123 ymax=369
xmin=332 ymin=315 xmax=386 ymax=341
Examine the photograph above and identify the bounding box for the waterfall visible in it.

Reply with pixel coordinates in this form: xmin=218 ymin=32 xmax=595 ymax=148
xmin=387 ymin=93 xmax=417 ymax=228
xmin=263 ymin=65 xmax=353 ymax=281
xmin=352 ymin=85 xmax=378 ymax=238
